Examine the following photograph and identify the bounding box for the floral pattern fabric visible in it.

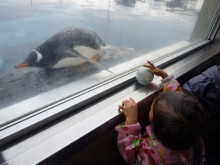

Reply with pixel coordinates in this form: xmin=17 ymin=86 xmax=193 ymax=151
xmin=115 ymin=123 xmax=193 ymax=165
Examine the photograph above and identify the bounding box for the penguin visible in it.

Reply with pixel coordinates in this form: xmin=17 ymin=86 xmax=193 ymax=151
xmin=15 ymin=27 xmax=107 ymax=70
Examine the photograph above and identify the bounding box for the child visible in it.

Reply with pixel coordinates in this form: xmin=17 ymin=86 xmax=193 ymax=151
xmin=115 ymin=61 xmax=207 ymax=165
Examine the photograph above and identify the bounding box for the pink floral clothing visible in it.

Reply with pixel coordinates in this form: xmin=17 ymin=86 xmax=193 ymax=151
xmin=115 ymin=75 xmax=205 ymax=165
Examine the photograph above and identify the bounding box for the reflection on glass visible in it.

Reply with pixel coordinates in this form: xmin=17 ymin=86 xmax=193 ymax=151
xmin=0 ymin=0 xmax=217 ymax=114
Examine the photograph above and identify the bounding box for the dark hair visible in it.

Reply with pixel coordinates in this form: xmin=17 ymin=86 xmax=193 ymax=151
xmin=152 ymin=91 xmax=207 ymax=151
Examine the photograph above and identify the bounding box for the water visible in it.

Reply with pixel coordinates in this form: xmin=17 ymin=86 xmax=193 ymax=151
xmin=0 ymin=0 xmax=201 ymax=109
xmin=0 ymin=0 xmax=199 ymax=77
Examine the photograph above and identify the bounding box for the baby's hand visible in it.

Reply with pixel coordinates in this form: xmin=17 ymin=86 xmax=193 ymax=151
xmin=143 ymin=61 xmax=168 ymax=79
xmin=118 ymin=98 xmax=138 ymax=125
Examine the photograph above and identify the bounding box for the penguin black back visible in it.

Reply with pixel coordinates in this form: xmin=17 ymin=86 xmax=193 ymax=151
xmin=16 ymin=27 xmax=105 ymax=68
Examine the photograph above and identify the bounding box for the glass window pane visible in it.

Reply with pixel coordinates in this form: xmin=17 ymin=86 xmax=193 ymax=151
xmin=0 ymin=0 xmax=219 ymax=125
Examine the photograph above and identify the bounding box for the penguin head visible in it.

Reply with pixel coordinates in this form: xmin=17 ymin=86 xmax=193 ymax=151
xmin=16 ymin=50 xmax=42 ymax=68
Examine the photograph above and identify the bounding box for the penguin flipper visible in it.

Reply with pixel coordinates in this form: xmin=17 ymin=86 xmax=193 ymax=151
xmin=66 ymin=49 xmax=113 ymax=74
xmin=54 ymin=48 xmax=78 ymax=63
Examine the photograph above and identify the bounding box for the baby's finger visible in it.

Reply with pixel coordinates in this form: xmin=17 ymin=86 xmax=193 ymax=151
xmin=118 ymin=105 xmax=125 ymax=113
xmin=123 ymin=100 xmax=130 ymax=106
xmin=147 ymin=61 xmax=155 ymax=68
xmin=143 ymin=64 xmax=151 ymax=68
xmin=130 ymin=98 xmax=136 ymax=104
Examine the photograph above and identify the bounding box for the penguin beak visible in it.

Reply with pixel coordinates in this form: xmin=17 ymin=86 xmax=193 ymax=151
xmin=15 ymin=63 xmax=29 ymax=68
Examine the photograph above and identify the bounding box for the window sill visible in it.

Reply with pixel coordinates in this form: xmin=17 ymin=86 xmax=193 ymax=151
xmin=0 ymin=40 xmax=220 ymax=165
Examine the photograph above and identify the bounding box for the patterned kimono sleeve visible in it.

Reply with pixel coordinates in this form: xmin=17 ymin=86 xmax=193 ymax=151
xmin=161 ymin=75 xmax=183 ymax=92
xmin=115 ymin=122 xmax=142 ymax=164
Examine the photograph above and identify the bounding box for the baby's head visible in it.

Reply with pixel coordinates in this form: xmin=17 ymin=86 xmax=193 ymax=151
xmin=149 ymin=91 xmax=207 ymax=151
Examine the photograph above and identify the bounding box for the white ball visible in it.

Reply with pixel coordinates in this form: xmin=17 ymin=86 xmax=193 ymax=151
xmin=136 ymin=66 xmax=154 ymax=85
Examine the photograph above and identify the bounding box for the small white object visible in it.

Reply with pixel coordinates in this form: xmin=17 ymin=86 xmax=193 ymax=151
xmin=136 ymin=66 xmax=154 ymax=85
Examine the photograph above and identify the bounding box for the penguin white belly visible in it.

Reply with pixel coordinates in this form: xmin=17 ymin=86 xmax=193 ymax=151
xmin=52 ymin=57 xmax=86 ymax=68
xmin=73 ymin=45 xmax=100 ymax=59
xmin=52 ymin=46 xmax=100 ymax=68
